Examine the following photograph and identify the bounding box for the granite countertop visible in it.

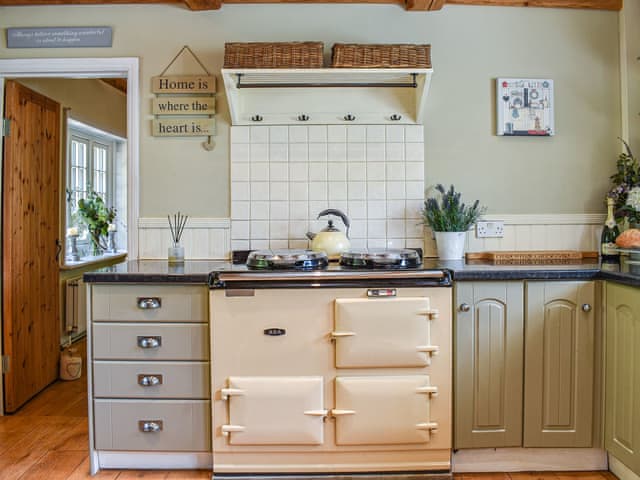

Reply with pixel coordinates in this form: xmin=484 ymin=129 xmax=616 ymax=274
xmin=83 ymin=257 xmax=640 ymax=288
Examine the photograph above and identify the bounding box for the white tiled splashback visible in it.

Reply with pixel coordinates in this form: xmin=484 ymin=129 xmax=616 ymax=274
xmin=230 ymin=125 xmax=425 ymax=251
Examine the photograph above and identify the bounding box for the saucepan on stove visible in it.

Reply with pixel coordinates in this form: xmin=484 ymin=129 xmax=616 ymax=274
xmin=306 ymin=208 xmax=351 ymax=258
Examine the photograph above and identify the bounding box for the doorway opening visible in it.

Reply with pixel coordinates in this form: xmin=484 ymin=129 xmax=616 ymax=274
xmin=0 ymin=57 xmax=140 ymax=416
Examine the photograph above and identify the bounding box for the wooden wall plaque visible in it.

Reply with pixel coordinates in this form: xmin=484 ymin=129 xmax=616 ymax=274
xmin=152 ymin=117 xmax=216 ymax=137
xmin=151 ymin=75 xmax=216 ymax=94
xmin=152 ymin=96 xmax=215 ymax=115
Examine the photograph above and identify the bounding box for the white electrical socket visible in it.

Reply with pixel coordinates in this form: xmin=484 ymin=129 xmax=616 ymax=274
xmin=476 ymin=220 xmax=505 ymax=238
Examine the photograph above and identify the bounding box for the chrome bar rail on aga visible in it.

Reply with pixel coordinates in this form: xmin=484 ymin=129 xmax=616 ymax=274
xmin=210 ymin=269 xmax=452 ymax=290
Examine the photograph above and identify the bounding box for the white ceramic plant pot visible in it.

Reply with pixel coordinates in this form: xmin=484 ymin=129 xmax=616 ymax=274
xmin=434 ymin=231 xmax=466 ymax=260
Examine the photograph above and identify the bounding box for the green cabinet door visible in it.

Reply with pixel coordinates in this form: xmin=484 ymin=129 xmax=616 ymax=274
xmin=523 ymin=281 xmax=595 ymax=447
xmin=455 ymin=281 xmax=524 ymax=448
xmin=605 ymin=282 xmax=640 ymax=474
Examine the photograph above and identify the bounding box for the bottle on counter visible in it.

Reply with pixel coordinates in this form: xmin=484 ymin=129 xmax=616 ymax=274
xmin=601 ymin=197 xmax=620 ymax=263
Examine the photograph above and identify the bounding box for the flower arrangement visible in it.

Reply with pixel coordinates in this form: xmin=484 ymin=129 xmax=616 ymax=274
xmin=421 ymin=184 xmax=486 ymax=232
xmin=77 ymin=191 xmax=117 ymax=255
xmin=606 ymin=139 xmax=640 ymax=225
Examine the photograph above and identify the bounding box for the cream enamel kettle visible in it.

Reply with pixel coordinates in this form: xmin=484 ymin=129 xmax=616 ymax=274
xmin=306 ymin=208 xmax=351 ymax=258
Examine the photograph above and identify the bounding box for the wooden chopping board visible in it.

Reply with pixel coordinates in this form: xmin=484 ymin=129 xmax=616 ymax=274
xmin=465 ymin=250 xmax=599 ymax=264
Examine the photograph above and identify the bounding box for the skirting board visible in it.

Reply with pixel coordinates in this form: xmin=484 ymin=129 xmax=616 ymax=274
xmin=96 ymin=451 xmax=212 ymax=471
xmin=452 ymin=448 xmax=608 ymax=472
xmin=609 ymin=454 xmax=640 ymax=480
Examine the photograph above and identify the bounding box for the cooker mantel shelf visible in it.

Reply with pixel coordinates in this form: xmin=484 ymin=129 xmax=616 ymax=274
xmin=221 ymin=68 xmax=433 ymax=126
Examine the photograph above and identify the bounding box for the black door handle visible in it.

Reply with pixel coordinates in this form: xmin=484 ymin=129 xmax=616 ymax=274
xmin=55 ymin=239 xmax=62 ymax=262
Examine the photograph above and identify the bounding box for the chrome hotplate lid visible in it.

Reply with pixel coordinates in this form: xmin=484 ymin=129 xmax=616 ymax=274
xmin=246 ymin=249 xmax=329 ymax=271
xmin=340 ymin=248 xmax=422 ymax=269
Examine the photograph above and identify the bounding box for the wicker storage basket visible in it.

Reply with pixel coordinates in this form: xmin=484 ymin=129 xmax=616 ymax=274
xmin=224 ymin=42 xmax=324 ymax=69
xmin=331 ymin=43 xmax=431 ymax=68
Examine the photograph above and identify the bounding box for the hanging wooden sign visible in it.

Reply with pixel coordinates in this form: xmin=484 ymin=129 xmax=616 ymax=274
xmin=151 ymin=75 xmax=216 ymax=94
xmin=153 ymin=117 xmax=216 ymax=137
xmin=152 ymin=96 xmax=215 ymax=115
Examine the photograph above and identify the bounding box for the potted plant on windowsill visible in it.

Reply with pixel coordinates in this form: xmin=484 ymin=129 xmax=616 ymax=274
xmin=77 ymin=191 xmax=116 ymax=256
xmin=421 ymin=184 xmax=486 ymax=260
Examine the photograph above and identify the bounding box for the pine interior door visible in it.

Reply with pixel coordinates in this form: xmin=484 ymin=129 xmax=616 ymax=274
xmin=3 ymin=80 xmax=61 ymax=413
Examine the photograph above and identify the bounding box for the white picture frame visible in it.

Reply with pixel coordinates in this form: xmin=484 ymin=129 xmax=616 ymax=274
xmin=496 ymin=78 xmax=554 ymax=136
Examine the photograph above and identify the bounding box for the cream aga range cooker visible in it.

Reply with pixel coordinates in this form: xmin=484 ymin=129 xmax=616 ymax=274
xmin=209 ymin=249 xmax=452 ymax=477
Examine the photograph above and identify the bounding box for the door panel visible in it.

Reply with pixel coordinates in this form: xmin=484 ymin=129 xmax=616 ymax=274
xmin=455 ymin=282 xmax=524 ymax=448
xmin=605 ymin=283 xmax=640 ymax=474
xmin=223 ymin=376 xmax=325 ymax=445
xmin=334 ymin=375 xmax=437 ymax=445
xmin=3 ymin=80 xmax=60 ymax=413
xmin=334 ymin=297 xmax=435 ymax=368
xmin=524 ymin=281 xmax=595 ymax=447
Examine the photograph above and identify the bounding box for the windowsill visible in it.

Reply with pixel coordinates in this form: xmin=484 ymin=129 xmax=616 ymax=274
xmin=61 ymin=251 xmax=127 ymax=270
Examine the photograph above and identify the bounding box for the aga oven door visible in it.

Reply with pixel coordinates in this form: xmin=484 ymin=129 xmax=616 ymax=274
xmin=333 ymin=296 xmax=439 ymax=368
xmin=333 ymin=375 xmax=438 ymax=445
xmin=221 ymin=376 xmax=326 ymax=445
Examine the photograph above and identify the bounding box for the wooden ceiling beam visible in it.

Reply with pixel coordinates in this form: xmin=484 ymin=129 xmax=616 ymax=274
xmin=0 ymin=0 xmax=622 ymax=10
xmin=443 ymin=0 xmax=622 ymax=11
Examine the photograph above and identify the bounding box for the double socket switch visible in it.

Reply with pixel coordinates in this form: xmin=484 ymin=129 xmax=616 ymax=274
xmin=476 ymin=220 xmax=504 ymax=238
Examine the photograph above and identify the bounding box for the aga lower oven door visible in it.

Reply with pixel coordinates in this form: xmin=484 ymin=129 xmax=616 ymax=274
xmin=211 ymin=280 xmax=452 ymax=474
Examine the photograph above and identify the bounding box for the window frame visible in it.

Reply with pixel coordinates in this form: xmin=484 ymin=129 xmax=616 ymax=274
xmin=66 ymin=123 xmax=117 ymax=246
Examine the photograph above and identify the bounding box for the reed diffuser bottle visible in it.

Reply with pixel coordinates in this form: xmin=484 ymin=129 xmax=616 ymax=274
xmin=167 ymin=212 xmax=188 ymax=263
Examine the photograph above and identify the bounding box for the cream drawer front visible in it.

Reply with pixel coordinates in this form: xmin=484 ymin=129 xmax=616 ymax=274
xmin=334 ymin=297 xmax=437 ymax=368
xmin=93 ymin=361 xmax=210 ymax=398
xmin=93 ymin=323 xmax=209 ymax=360
xmin=222 ymin=376 xmax=325 ymax=445
xmin=92 ymin=285 xmax=207 ymax=323
xmin=334 ymin=376 xmax=437 ymax=445
xmin=94 ymin=399 xmax=210 ymax=451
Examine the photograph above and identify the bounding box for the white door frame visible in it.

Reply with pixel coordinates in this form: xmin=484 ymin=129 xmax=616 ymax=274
xmin=0 ymin=57 xmax=140 ymax=416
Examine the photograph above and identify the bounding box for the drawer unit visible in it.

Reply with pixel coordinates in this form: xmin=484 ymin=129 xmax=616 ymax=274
xmin=92 ymin=284 xmax=207 ymax=323
xmin=94 ymin=399 xmax=211 ymax=451
xmin=88 ymin=284 xmax=211 ymax=472
xmin=93 ymin=361 xmax=210 ymax=398
xmin=92 ymin=323 xmax=209 ymax=360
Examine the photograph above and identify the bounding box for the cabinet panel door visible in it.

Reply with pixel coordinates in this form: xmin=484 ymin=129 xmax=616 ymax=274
xmin=524 ymin=281 xmax=595 ymax=447
xmin=334 ymin=375 xmax=437 ymax=445
xmin=223 ymin=376 xmax=325 ymax=445
xmin=334 ymin=297 xmax=434 ymax=368
xmin=455 ymin=282 xmax=524 ymax=448
xmin=605 ymin=283 xmax=640 ymax=474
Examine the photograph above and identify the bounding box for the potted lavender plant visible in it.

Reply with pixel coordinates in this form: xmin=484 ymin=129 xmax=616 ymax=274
xmin=421 ymin=184 xmax=486 ymax=260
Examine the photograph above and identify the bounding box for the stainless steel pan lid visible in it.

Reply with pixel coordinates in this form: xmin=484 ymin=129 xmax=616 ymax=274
xmin=246 ymin=249 xmax=329 ymax=270
xmin=339 ymin=248 xmax=422 ymax=269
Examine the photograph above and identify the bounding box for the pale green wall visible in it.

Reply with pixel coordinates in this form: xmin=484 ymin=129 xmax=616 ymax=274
xmin=16 ymin=78 xmax=126 ymax=138
xmin=0 ymin=4 xmax=621 ymax=216
xmin=622 ymin=0 xmax=640 ymax=156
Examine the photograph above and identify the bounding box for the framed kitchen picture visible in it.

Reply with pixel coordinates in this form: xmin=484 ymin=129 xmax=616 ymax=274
xmin=496 ymin=78 xmax=554 ymax=136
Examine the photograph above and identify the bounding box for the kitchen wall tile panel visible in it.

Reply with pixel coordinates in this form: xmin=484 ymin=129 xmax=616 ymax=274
xmin=308 ymin=126 xmax=328 ymax=143
xmin=230 ymin=125 xmax=425 ymax=250
xmin=269 ymin=126 xmax=288 ymax=143
xmin=328 ymin=125 xmax=347 ymax=143
xmin=289 ymin=126 xmax=308 ymax=143
xmin=250 ymin=126 xmax=269 ymax=143
xmin=328 ymin=143 xmax=347 ymax=162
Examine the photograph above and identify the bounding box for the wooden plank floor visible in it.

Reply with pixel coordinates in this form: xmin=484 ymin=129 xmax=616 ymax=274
xmin=0 ymin=339 xmax=619 ymax=479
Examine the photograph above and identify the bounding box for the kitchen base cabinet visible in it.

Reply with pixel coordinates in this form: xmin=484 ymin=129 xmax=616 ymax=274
xmin=605 ymin=282 xmax=640 ymax=475
xmin=455 ymin=281 xmax=524 ymax=449
xmin=87 ymin=284 xmax=211 ymax=475
xmin=524 ymin=281 xmax=595 ymax=447
xmin=455 ymin=280 xmax=597 ymax=451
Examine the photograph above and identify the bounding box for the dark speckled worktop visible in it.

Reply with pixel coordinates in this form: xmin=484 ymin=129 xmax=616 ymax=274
xmin=83 ymin=257 xmax=640 ymax=288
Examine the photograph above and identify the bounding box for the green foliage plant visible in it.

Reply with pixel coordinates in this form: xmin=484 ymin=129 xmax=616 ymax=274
xmin=77 ymin=191 xmax=116 ymax=254
xmin=421 ymin=184 xmax=486 ymax=232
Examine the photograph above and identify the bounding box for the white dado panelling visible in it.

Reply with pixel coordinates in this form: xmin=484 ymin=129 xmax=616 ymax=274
xmin=230 ymin=124 xmax=425 ymax=251
xmin=423 ymin=214 xmax=606 ymax=257
xmin=138 ymin=218 xmax=230 ymax=259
